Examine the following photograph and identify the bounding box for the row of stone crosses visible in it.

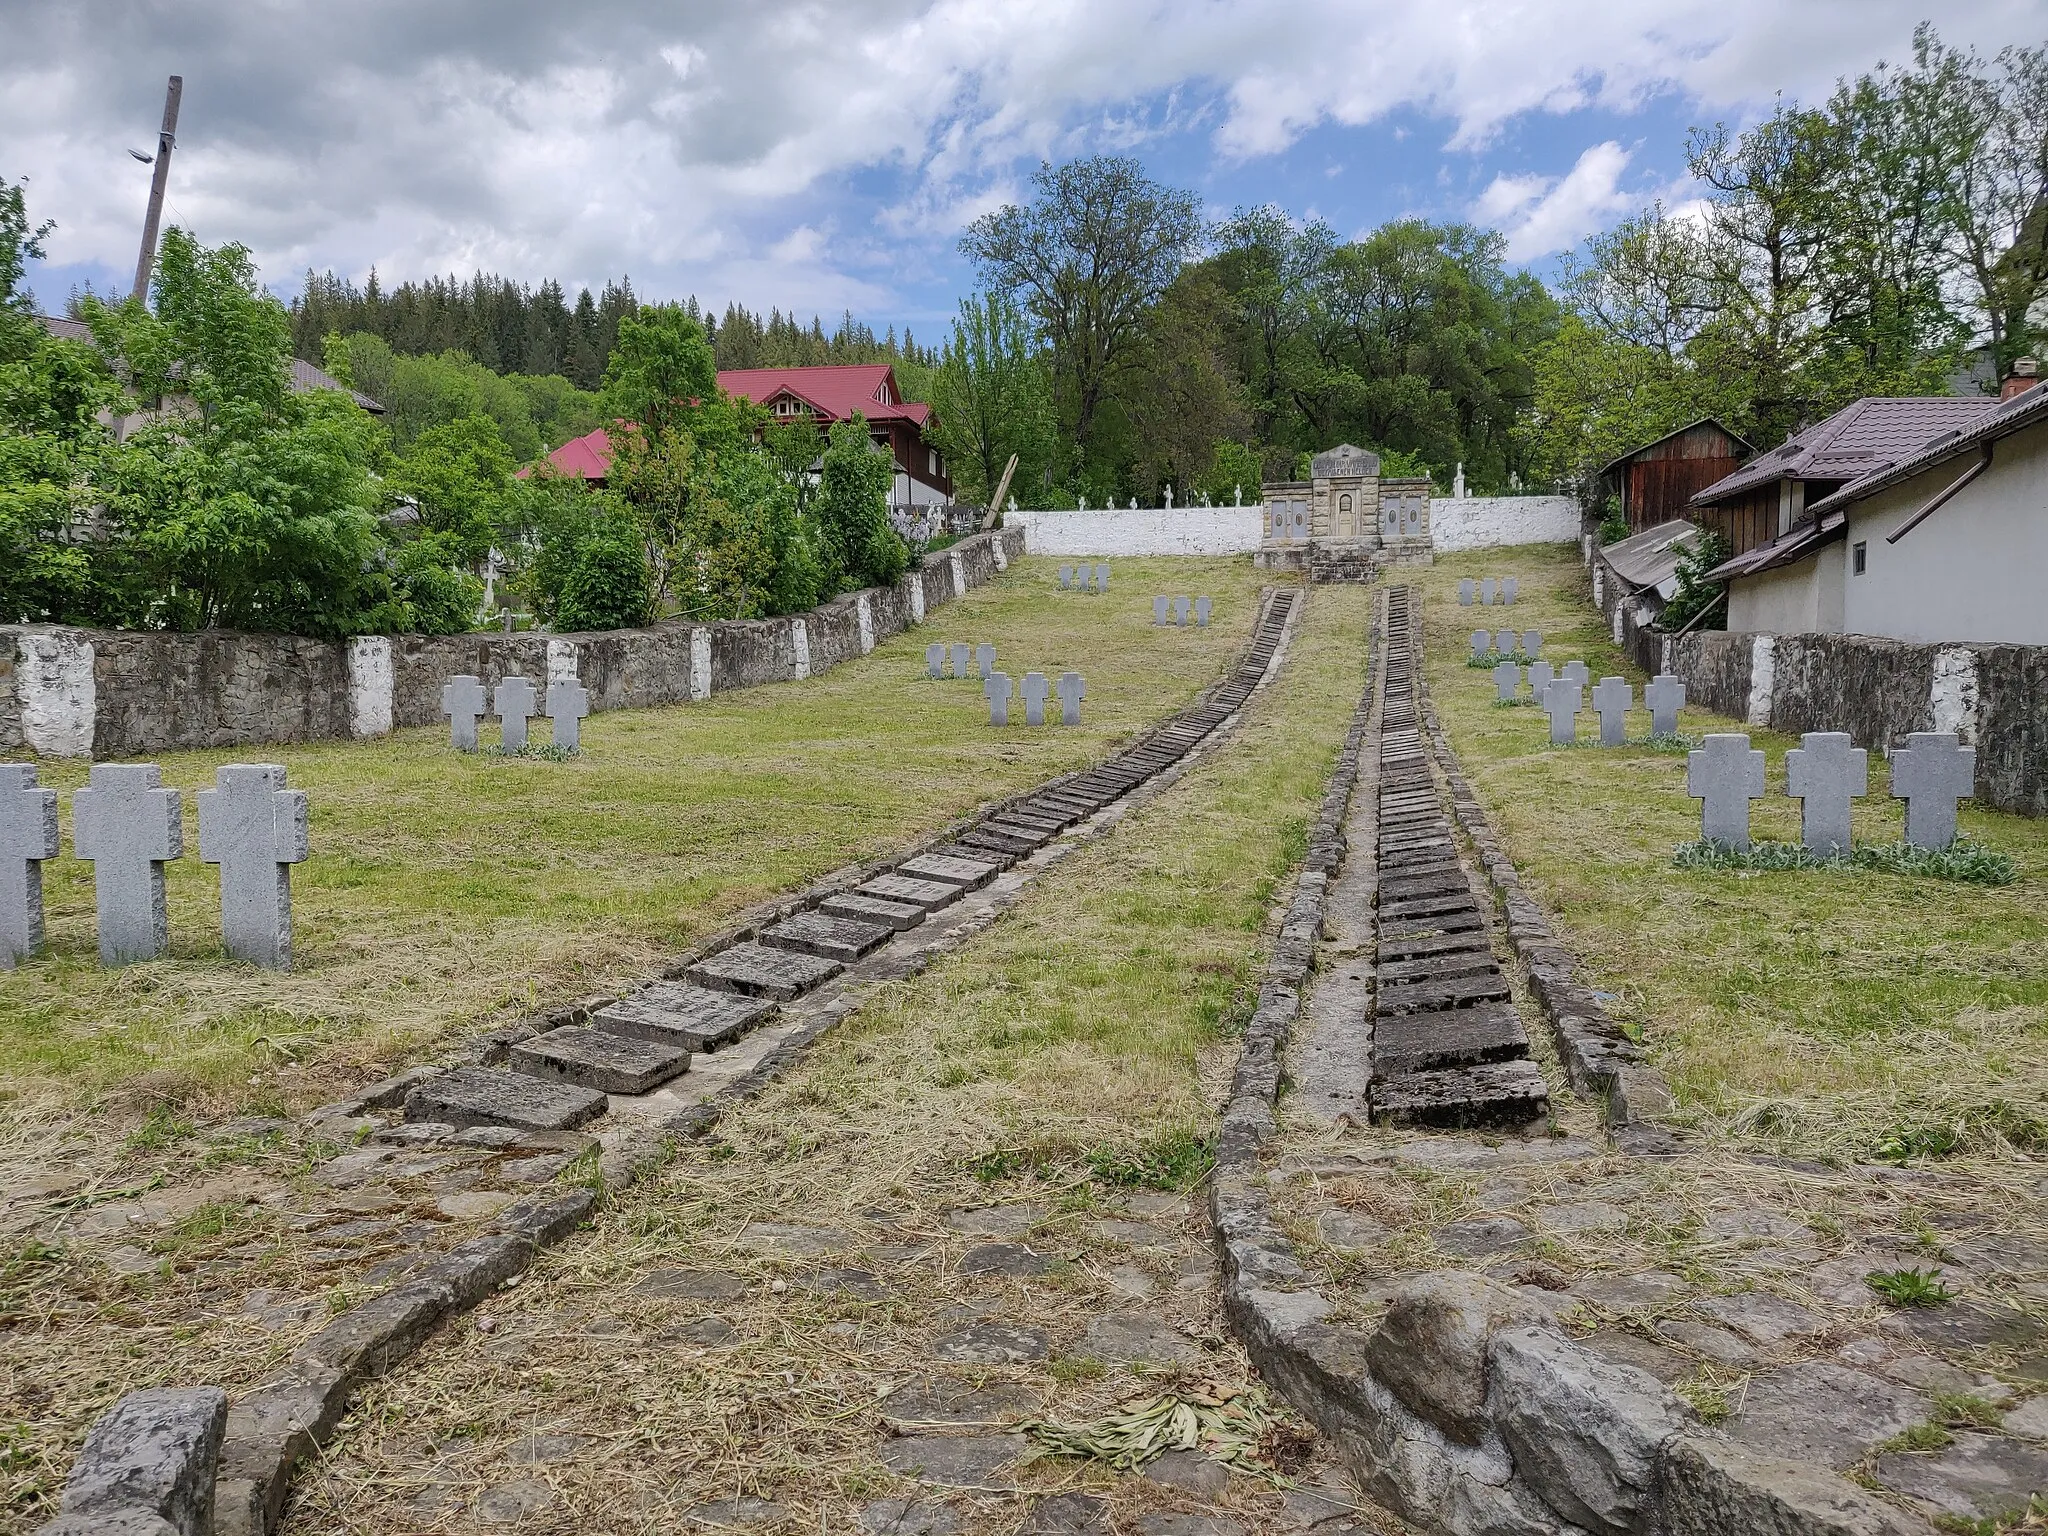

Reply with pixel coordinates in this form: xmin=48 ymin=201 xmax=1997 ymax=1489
xmin=440 ymin=675 xmax=589 ymax=753
xmin=1458 ymin=577 xmax=1519 ymax=606
xmin=1058 ymin=563 xmax=1110 ymax=593
xmin=1686 ymin=731 xmax=1976 ymax=854
xmin=925 ymin=643 xmax=1086 ymax=726
xmin=1154 ymin=596 xmax=1212 ymax=627
xmin=2 ymin=762 xmax=307 ymax=972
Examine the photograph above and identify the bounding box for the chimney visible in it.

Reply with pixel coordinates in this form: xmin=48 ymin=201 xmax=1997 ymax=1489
xmin=2002 ymin=356 xmax=2040 ymax=401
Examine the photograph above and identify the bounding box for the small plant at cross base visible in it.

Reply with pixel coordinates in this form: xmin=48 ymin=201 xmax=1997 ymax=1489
xmin=1865 ymin=1267 xmax=1954 ymax=1308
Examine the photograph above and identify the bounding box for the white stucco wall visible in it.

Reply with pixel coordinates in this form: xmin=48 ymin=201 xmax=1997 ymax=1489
xmin=1429 ymin=496 xmax=1581 ymax=552
xmin=1839 ymin=419 xmax=2048 ymax=646
xmin=1728 ymin=557 xmax=1825 ymax=634
xmin=1009 ymin=507 xmax=1264 ymax=556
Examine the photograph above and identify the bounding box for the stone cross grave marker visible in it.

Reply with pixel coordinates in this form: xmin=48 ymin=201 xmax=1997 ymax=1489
xmin=985 ymin=672 xmax=1013 ymax=726
xmin=1095 ymin=563 xmax=1110 ymax=592
xmin=198 ymin=764 xmax=309 ymax=969
xmin=1502 ymin=578 xmax=1518 ymax=604
xmin=976 ymin=643 xmax=995 ymax=680
xmin=1543 ymin=680 xmax=1583 ymax=746
xmin=1469 ymin=629 xmax=1492 ymax=662
xmin=1521 ymin=630 xmax=1541 ymax=657
xmin=1591 ymin=677 xmax=1632 ymax=747
xmin=1174 ymin=596 xmax=1191 ymax=626
xmin=1058 ymin=565 xmax=1072 ymax=590
xmin=494 ymin=676 xmax=537 ymax=750
xmin=442 ymin=675 xmax=487 ymax=751
xmin=1480 ymin=578 xmax=1495 ymax=605
xmin=1194 ymin=596 xmax=1212 ymax=627
xmin=1492 ymin=660 xmax=1521 ymax=702
xmin=1 ymin=764 xmax=59 ymax=967
xmin=1153 ymin=597 xmax=1170 ymax=626
xmin=1645 ymin=674 xmax=1686 ymax=736
xmin=1057 ymin=671 xmax=1086 ymax=725
xmin=1890 ymin=732 xmax=1975 ymax=850
xmin=546 ymin=680 xmax=590 ymax=750
xmin=1785 ymin=731 xmax=1867 ymax=856
xmin=1496 ymin=629 xmax=1517 ymax=656
xmin=926 ymin=642 xmax=944 ymax=678
xmin=1021 ymin=671 xmax=1050 ymax=726
xmin=73 ymin=764 xmax=183 ymax=966
xmin=1560 ymin=660 xmax=1589 ymax=691
xmin=1458 ymin=579 xmax=1475 ymax=606
xmin=1687 ymin=734 xmax=1767 ymax=848
xmin=1527 ymin=661 xmax=1556 ymax=698
xmin=950 ymin=642 xmax=972 ymax=680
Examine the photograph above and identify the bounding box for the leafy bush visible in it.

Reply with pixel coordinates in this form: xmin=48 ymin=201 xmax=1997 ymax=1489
xmin=1597 ymin=495 xmax=1630 ymax=545
xmin=554 ymin=525 xmax=650 ymax=631
xmin=815 ymin=414 xmax=906 ymax=592
xmin=1673 ymin=837 xmax=2016 ymax=886
xmin=1657 ymin=529 xmax=1730 ymax=632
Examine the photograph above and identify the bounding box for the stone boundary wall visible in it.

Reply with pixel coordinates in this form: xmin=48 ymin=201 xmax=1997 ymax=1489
xmin=1005 ymin=506 xmax=1265 ymax=556
xmin=0 ymin=529 xmax=1024 ymax=760
xmin=1427 ymin=494 xmax=1581 ymax=552
xmin=1210 ymin=587 xmax=1931 ymax=1536
xmin=1584 ymin=541 xmax=2047 ymax=817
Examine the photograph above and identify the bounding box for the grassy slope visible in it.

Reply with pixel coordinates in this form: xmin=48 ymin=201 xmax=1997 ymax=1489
xmin=0 ymin=557 xmax=1260 ymax=1116
xmin=1413 ymin=544 xmax=2048 ymax=1155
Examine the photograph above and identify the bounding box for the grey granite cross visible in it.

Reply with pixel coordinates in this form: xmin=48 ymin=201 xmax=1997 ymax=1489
xmin=950 ymin=642 xmax=972 ymax=679
xmin=975 ymin=643 xmax=995 ymax=680
xmin=1492 ymin=661 xmax=1521 ymax=702
xmin=1 ymin=764 xmax=59 ymax=967
xmin=1645 ymin=674 xmax=1686 ymax=736
xmin=1057 ymin=671 xmax=1086 ymax=725
xmin=1058 ymin=565 xmax=1073 ymax=590
xmin=442 ymin=675 xmax=486 ymax=751
xmin=1480 ymin=578 xmax=1496 ymax=605
xmin=1785 ymin=731 xmax=1867 ymax=855
xmin=1890 ymin=732 xmax=1976 ymax=850
xmin=198 ymin=764 xmax=309 ymax=969
xmin=1458 ymin=579 xmax=1475 ymax=606
xmin=1153 ymin=597 xmax=1170 ymax=626
xmin=1021 ymin=671 xmax=1050 ymax=726
xmin=1174 ymin=596 xmax=1191 ymax=626
xmin=1560 ymin=660 xmax=1590 ymax=691
xmin=985 ymin=671 xmax=1013 ymax=726
xmin=494 ymin=675 xmax=537 ymax=750
xmin=1521 ymin=630 xmax=1541 ymax=658
xmin=73 ymin=764 xmax=183 ymax=966
xmin=1591 ymin=677 xmax=1633 ymax=747
xmin=1527 ymin=661 xmax=1556 ymax=698
xmin=1470 ymin=629 xmax=1492 ymax=662
xmin=1543 ymin=680 xmax=1583 ymax=745
xmin=1194 ymin=596 xmax=1211 ymax=626
xmin=1496 ymin=629 xmax=1517 ymax=656
xmin=546 ymin=680 xmax=590 ymax=750
xmin=926 ymin=642 xmax=945 ymax=678
xmin=1095 ymin=563 xmax=1110 ymax=592
xmin=1502 ymin=578 xmax=1518 ymax=604
xmin=1687 ymin=734 xmax=1768 ymax=849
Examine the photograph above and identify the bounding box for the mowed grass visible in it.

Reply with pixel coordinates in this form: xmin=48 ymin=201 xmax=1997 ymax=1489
xmin=0 ymin=557 xmax=1263 ymax=1118
xmin=1414 ymin=544 xmax=2048 ymax=1156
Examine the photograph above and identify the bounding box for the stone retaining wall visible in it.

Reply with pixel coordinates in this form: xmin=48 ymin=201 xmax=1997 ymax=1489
xmin=0 ymin=530 xmax=1023 ymax=760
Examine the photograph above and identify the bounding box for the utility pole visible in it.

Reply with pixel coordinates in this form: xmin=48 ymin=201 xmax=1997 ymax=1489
xmin=132 ymin=75 xmax=183 ymax=303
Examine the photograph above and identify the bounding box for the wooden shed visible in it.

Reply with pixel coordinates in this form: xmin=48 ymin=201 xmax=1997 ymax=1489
xmin=1599 ymin=420 xmax=1751 ymax=536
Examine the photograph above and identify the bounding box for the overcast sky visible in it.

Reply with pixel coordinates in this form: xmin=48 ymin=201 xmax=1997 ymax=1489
xmin=7 ymin=1 xmax=2042 ymax=336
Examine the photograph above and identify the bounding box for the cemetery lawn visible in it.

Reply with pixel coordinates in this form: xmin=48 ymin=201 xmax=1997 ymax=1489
xmin=0 ymin=557 xmax=1266 ymax=1124
xmin=283 ymin=584 xmax=1379 ymax=1535
xmin=1414 ymin=545 xmax=2048 ymax=1159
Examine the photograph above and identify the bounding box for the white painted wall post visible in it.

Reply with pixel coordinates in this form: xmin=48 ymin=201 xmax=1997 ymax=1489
xmin=689 ymin=628 xmax=712 ymax=701
xmin=545 ymin=638 xmax=579 ymax=686
xmin=17 ymin=632 xmax=96 ymax=757
xmin=949 ymin=551 xmax=967 ymax=600
xmin=1746 ymin=635 xmax=1777 ymax=729
xmin=855 ymin=594 xmax=875 ymax=655
xmin=1930 ymin=648 xmax=1981 ymax=744
xmin=791 ymin=619 xmax=811 ymax=680
xmin=909 ymin=575 xmax=927 ymax=624
xmin=344 ymin=636 xmax=394 ymax=739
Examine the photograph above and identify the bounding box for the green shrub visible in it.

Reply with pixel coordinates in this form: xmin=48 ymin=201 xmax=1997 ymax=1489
xmin=554 ymin=526 xmax=649 ymax=631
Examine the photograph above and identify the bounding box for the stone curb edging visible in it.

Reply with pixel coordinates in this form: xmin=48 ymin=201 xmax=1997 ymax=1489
xmin=1209 ymin=586 xmax=1938 ymax=1536
xmin=41 ymin=587 xmax=1306 ymax=1536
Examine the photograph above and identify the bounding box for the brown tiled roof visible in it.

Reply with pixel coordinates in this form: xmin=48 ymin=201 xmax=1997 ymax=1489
xmin=36 ymin=314 xmax=384 ymax=413
xmin=1806 ymin=380 xmax=2048 ymax=516
xmin=1689 ymin=397 xmax=2001 ymax=505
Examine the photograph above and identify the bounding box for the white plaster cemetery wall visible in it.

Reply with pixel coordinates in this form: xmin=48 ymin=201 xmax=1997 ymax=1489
xmin=1009 ymin=506 xmax=1265 ymax=556
xmin=1427 ymin=495 xmax=1581 ymax=551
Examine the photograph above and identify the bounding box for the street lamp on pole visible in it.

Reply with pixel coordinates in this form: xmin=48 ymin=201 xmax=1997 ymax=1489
xmin=132 ymin=75 xmax=182 ymax=304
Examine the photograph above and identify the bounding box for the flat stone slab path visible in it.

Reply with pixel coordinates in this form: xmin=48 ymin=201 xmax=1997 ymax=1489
xmin=510 ymin=1025 xmax=691 ymax=1094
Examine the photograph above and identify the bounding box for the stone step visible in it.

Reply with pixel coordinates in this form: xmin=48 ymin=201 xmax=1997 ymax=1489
xmin=898 ymin=853 xmax=1001 ymax=890
xmin=1377 ymin=930 xmax=1495 ymax=964
xmin=762 ymin=911 xmax=895 ymax=962
xmin=1379 ymin=892 xmax=1483 ymax=924
xmin=993 ymin=811 xmax=1064 ymax=835
xmin=855 ymin=874 xmax=963 ymax=912
xmin=1372 ymin=1001 xmax=1530 ymax=1078
xmin=591 ymin=984 xmax=776 ymax=1051
xmin=404 ymin=1065 xmax=608 ymax=1132
xmin=1370 ymin=1059 xmax=1551 ymax=1129
xmin=982 ymin=817 xmax=1057 ymax=845
xmin=686 ymin=941 xmax=844 ymax=1000
xmin=1380 ymin=909 xmax=1488 ymax=938
xmin=820 ymin=892 xmax=928 ymax=931
xmin=1378 ymin=950 xmax=1501 ymax=985
xmin=1380 ymin=869 xmax=1473 ymax=903
xmin=1377 ymin=970 xmax=1513 ymax=1016
xmin=931 ymin=839 xmax=1017 ymax=869
xmin=956 ymin=828 xmax=1037 ymax=858
xmin=511 ymin=1026 xmax=691 ymax=1094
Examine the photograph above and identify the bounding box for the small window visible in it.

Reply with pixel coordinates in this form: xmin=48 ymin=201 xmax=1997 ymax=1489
xmin=1852 ymin=541 xmax=1867 ymax=575
xmin=928 ymin=449 xmax=939 ymax=475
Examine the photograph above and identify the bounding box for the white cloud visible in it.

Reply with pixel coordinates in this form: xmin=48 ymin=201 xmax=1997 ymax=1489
xmin=1475 ymin=140 xmax=1638 ymax=259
